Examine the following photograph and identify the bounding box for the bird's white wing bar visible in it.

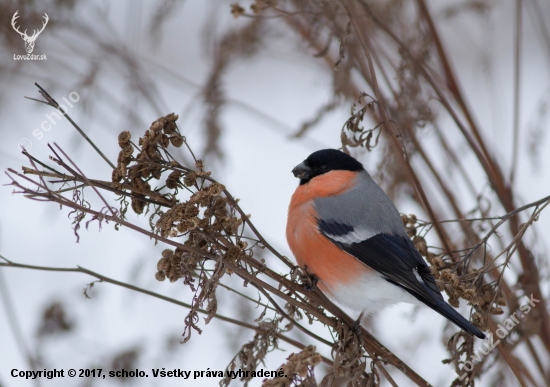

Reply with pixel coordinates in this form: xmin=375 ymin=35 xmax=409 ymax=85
xmin=321 ymin=224 xmax=377 ymax=244
xmin=322 ymin=231 xmax=486 ymax=339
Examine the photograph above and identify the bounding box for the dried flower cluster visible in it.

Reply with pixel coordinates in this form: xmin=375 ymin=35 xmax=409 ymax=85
xmin=112 ymin=113 xmax=184 ymax=214
xmin=262 ymin=345 xmax=322 ymax=387
xmin=6 ymin=0 xmax=550 ymax=384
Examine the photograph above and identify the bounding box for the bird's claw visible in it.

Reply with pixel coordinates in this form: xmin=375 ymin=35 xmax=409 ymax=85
xmin=303 ymin=273 xmax=319 ymax=291
xmin=352 ymin=312 xmax=365 ymax=340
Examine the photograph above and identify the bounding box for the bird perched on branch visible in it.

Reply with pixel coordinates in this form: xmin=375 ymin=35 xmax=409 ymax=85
xmin=286 ymin=149 xmax=485 ymax=339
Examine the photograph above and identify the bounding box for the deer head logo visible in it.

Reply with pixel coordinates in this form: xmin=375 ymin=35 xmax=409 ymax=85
xmin=11 ymin=11 xmax=49 ymax=54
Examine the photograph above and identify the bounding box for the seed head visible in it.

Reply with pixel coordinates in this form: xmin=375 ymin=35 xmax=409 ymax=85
xmin=118 ymin=131 xmax=131 ymax=148
xmin=184 ymin=172 xmax=197 ymax=187
xmin=155 ymin=271 xmax=166 ymax=281
xmin=170 ymin=135 xmax=184 ymax=147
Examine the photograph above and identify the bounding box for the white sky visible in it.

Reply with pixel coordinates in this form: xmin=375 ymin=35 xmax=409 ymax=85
xmin=1 ymin=1 xmax=550 ymax=386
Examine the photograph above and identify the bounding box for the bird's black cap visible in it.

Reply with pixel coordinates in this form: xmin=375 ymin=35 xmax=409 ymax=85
xmin=292 ymin=149 xmax=364 ymax=185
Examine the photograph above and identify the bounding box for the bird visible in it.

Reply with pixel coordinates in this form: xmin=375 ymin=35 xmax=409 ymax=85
xmin=286 ymin=148 xmax=486 ymax=339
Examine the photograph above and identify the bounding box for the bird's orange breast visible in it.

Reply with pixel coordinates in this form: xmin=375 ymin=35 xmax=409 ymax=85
xmin=286 ymin=171 xmax=370 ymax=291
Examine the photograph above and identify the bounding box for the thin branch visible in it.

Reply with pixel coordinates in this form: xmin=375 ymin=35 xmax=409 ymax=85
xmin=347 ymin=0 xmax=454 ymax=257
xmin=31 ymin=83 xmax=116 ymax=169
xmin=510 ymin=0 xmax=523 ymax=183
xmin=0 ymin=256 xmax=336 ymax=366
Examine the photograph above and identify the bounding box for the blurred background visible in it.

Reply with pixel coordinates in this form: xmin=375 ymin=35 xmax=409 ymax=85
xmin=1 ymin=0 xmax=549 ymax=386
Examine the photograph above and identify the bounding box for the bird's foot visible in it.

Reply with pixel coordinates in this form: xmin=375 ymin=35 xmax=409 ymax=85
xmin=352 ymin=312 xmax=365 ymax=340
xmin=303 ymin=273 xmax=319 ymax=292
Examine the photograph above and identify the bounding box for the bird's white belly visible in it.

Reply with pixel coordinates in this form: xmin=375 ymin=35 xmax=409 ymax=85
xmin=325 ymin=272 xmax=422 ymax=315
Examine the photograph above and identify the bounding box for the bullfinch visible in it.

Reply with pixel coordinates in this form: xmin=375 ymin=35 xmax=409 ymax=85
xmin=286 ymin=149 xmax=486 ymax=339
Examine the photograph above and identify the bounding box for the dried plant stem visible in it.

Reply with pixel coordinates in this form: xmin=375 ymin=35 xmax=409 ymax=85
xmin=511 ymin=0 xmax=523 ymax=184
xmin=6 ymin=159 xmax=432 ymax=387
xmin=346 ymin=0 xmax=455 ymax=256
xmin=0 ymin=256 xmax=337 ymax=367
xmin=26 ymin=83 xmax=116 ymax=169
xmin=334 ymin=0 xmax=550 ymax=365
xmin=11 ymin=138 xmax=550 ymax=386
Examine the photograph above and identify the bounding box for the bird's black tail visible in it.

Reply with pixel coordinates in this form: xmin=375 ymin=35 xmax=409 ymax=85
xmin=432 ymin=298 xmax=486 ymax=339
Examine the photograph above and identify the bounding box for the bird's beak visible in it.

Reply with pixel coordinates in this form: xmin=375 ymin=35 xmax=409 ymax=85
xmin=292 ymin=162 xmax=311 ymax=180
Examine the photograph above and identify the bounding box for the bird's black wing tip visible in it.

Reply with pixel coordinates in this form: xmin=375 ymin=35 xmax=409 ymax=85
xmin=472 ymin=329 xmax=486 ymax=340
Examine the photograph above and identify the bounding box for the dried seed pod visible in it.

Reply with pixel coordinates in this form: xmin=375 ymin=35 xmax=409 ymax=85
xmin=263 ymin=345 xmax=322 ymax=387
xmin=436 ymin=279 xmax=445 ymax=291
xmin=146 ymin=143 xmax=159 ymax=158
xmin=472 ymin=312 xmax=485 ymax=329
xmin=164 ymin=121 xmax=176 ymax=134
xmin=131 ymin=197 xmax=146 ymax=214
xmin=118 ymin=131 xmax=131 ymax=148
xmin=165 ymin=113 xmax=179 ymax=122
xmin=196 ymin=217 xmax=208 ymax=229
xmin=177 ymin=218 xmax=199 ymax=233
xmin=150 ymin=118 xmax=166 ymax=132
xmin=120 ymin=144 xmax=134 ymax=158
xmin=208 ymin=183 xmax=225 ymax=196
xmin=150 ymin=121 xmax=160 ymax=132
xmin=231 ymin=4 xmax=245 ymax=18
xmin=162 ymin=249 xmax=174 ymax=259
xmin=160 ymin=134 xmax=170 ymax=148
xmin=214 ymin=196 xmax=226 ymax=208
xmin=170 ymin=135 xmax=184 ymax=147
xmin=433 ymin=256 xmax=445 ymax=268
xmin=117 ymin=153 xmax=131 ymax=168
xmin=225 ymin=246 xmax=242 ymax=263
xmin=223 ymin=218 xmax=240 ymax=235
xmin=112 ymin=169 xmax=122 ymax=183
xmin=155 ymin=271 xmax=166 ymax=281
xmin=116 ymin=164 xmax=126 ymax=181
xmin=184 ymin=205 xmax=199 ymax=219
xmin=442 ymin=270 xmax=460 ymax=287
xmin=448 ymin=297 xmax=459 ymax=308
xmin=127 ymin=165 xmax=141 ymax=180
xmin=170 ymin=252 xmax=182 ymax=267
xmin=168 ymin=270 xmax=180 ymax=283
xmin=166 ymin=171 xmax=182 ymax=189
xmin=462 ymin=288 xmax=477 ymax=302
xmin=184 ymin=171 xmax=197 ymax=187
xmin=157 ymin=257 xmax=169 ymax=271
xmin=131 ymin=177 xmax=146 ymax=192
xmin=413 ymin=235 xmax=427 ymax=256
xmin=151 ymin=166 xmax=162 ymax=180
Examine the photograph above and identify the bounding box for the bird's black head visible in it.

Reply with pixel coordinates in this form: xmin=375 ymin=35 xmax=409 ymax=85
xmin=292 ymin=149 xmax=364 ymax=185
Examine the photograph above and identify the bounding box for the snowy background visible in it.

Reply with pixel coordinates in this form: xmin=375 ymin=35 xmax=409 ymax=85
xmin=1 ymin=1 xmax=549 ymax=386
